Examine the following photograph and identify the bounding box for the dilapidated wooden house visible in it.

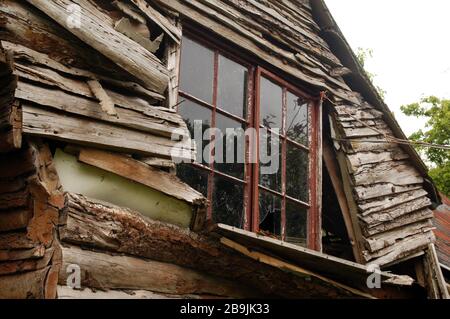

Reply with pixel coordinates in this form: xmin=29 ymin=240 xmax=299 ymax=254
xmin=0 ymin=0 xmax=448 ymax=299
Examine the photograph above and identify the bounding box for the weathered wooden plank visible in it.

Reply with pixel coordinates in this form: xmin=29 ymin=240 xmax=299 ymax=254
xmin=26 ymin=0 xmax=169 ymax=93
xmin=359 ymin=197 xmax=432 ymax=226
xmin=15 ymin=81 xmax=186 ymax=139
xmin=4 ymin=41 xmax=164 ymax=101
xmin=358 ymin=189 xmax=429 ymax=216
xmin=352 ymin=161 xmax=423 ymax=186
xmin=364 ymin=231 xmax=435 ymax=265
xmin=354 ymin=183 xmax=423 ymax=201
xmin=58 ymin=245 xmax=248 ymax=297
xmin=22 ymin=104 xmax=194 ymax=161
xmin=364 ymin=220 xmax=434 ymax=253
xmin=347 ymin=150 xmax=409 ymax=170
xmin=78 ymin=148 xmax=204 ymax=205
xmin=361 ymin=209 xmax=434 ymax=237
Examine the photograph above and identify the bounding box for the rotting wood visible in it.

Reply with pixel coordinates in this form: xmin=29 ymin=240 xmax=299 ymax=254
xmin=59 ymin=244 xmax=250 ymax=297
xmin=59 ymin=193 xmax=367 ymax=298
xmin=86 ymin=79 xmax=117 ymax=116
xmin=22 ymin=104 xmax=195 ymax=161
xmin=15 ymin=81 xmax=186 ymax=139
xmin=0 ymin=246 xmax=54 ymax=276
xmin=0 ymin=266 xmax=50 ymax=299
xmin=25 ymin=0 xmax=169 ymax=93
xmin=365 ymin=231 xmax=435 ymax=265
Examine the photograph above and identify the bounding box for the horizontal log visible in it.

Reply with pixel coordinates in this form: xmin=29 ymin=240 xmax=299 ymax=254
xmin=56 ymin=286 xmax=204 ymax=299
xmin=22 ymin=104 xmax=194 ymax=161
xmin=59 ymin=245 xmax=249 ymax=297
xmin=59 ymin=193 xmax=362 ymax=298
xmin=0 ymin=187 xmax=29 ymax=210
xmin=0 ymin=231 xmax=36 ymax=250
xmin=0 ymin=208 xmax=32 ymax=232
xmin=0 ymin=246 xmax=54 ymax=276
xmin=26 ymin=0 xmax=169 ymax=93
xmin=0 ymin=266 xmax=50 ymax=298
xmin=0 ymin=245 xmax=45 ymax=262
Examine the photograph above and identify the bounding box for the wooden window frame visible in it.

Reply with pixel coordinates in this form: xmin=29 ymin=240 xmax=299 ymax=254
xmin=178 ymin=29 xmax=322 ymax=250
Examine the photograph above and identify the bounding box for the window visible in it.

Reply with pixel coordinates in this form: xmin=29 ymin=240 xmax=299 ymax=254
xmin=177 ymin=34 xmax=321 ymax=250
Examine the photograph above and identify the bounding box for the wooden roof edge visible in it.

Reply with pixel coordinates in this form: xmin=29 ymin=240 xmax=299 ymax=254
xmin=309 ymin=0 xmax=440 ymax=204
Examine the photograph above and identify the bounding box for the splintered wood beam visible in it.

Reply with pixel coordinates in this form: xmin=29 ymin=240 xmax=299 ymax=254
xmin=323 ymin=139 xmax=363 ymax=263
xmin=25 ymin=0 xmax=169 ymax=93
xmin=130 ymin=0 xmax=182 ymax=44
xmin=77 ymin=148 xmax=204 ymax=205
xmin=87 ymin=79 xmax=117 ymax=116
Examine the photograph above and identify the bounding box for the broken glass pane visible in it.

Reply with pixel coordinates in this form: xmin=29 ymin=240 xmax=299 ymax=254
xmin=286 ymin=142 xmax=309 ymax=202
xmin=259 ymin=190 xmax=282 ymax=237
xmin=212 ymin=176 xmax=245 ymax=228
xmin=286 ymin=200 xmax=307 ymax=246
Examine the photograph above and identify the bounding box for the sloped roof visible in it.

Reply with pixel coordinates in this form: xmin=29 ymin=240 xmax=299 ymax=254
xmin=433 ymin=194 xmax=450 ymax=270
xmin=310 ymin=0 xmax=440 ymax=203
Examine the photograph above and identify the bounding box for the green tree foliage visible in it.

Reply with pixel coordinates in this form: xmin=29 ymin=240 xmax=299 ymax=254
xmin=401 ymin=97 xmax=450 ymax=196
xmin=356 ymin=47 xmax=387 ymax=100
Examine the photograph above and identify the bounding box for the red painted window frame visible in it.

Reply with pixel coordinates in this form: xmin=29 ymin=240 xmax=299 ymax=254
xmin=178 ymin=29 xmax=322 ymax=250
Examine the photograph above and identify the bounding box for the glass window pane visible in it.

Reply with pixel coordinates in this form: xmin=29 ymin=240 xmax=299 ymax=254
xmin=178 ymin=100 xmax=212 ymax=165
xmin=180 ymin=37 xmax=214 ymax=104
xmin=212 ymin=176 xmax=245 ymax=228
xmin=176 ymin=164 xmax=208 ymax=197
xmin=214 ymin=114 xmax=245 ymax=180
xmin=286 ymin=143 xmax=309 ymax=202
xmin=286 ymin=201 xmax=307 ymax=246
xmin=260 ymin=77 xmax=282 ymax=131
xmin=217 ymin=55 xmax=248 ymax=119
xmin=286 ymin=92 xmax=309 ymax=146
xmin=259 ymin=130 xmax=282 ymax=193
xmin=259 ymin=190 xmax=282 ymax=238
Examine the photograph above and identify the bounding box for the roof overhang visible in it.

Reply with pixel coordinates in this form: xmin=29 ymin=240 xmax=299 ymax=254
xmin=310 ymin=0 xmax=441 ymax=204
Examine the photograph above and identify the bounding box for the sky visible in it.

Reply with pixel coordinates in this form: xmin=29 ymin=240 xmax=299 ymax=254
xmin=324 ymin=0 xmax=450 ymax=136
